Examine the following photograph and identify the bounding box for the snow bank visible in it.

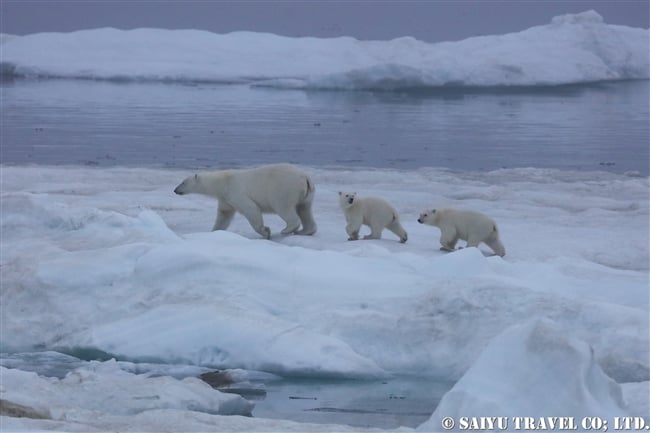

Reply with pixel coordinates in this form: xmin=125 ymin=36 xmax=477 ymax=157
xmin=1 ymin=408 xmax=378 ymax=432
xmin=0 ymin=364 xmax=372 ymax=432
xmin=2 ymin=166 xmax=648 ymax=380
xmin=418 ymin=319 xmax=628 ymax=431
xmin=1 ymin=195 xmax=647 ymax=381
xmin=0 ymin=361 xmax=254 ymax=419
xmin=2 ymin=11 xmax=648 ymax=89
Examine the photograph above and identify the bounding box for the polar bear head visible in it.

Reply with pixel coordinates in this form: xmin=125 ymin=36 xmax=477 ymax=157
xmin=338 ymin=191 xmax=357 ymax=209
xmin=417 ymin=209 xmax=439 ymax=225
xmin=174 ymin=173 xmax=202 ymax=195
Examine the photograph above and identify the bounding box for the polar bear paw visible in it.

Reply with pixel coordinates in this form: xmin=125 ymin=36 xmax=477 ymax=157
xmin=260 ymin=226 xmax=271 ymax=240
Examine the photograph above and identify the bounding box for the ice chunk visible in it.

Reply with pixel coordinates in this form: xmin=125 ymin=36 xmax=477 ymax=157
xmin=418 ymin=319 xmax=627 ymax=431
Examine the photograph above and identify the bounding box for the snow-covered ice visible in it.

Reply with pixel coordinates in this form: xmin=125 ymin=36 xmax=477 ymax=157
xmin=0 ymin=361 xmax=254 ymax=418
xmin=1 ymin=164 xmax=648 ymax=431
xmin=1 ymin=10 xmax=648 ymax=89
xmin=418 ymin=319 xmax=629 ymax=431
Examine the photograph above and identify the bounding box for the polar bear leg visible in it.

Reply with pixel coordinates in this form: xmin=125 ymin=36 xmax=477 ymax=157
xmin=345 ymin=219 xmax=361 ymax=241
xmin=387 ymin=219 xmax=408 ymax=243
xmin=465 ymin=236 xmax=482 ymax=249
xmin=439 ymin=228 xmax=458 ymax=251
xmin=296 ymin=202 xmax=317 ymax=236
xmin=363 ymin=226 xmax=383 ymax=240
xmin=484 ymin=234 xmax=506 ymax=257
xmin=277 ymin=208 xmax=302 ymax=235
xmin=362 ymin=218 xmax=384 ymax=240
xmin=236 ymin=199 xmax=271 ymax=239
xmin=212 ymin=203 xmax=236 ymax=231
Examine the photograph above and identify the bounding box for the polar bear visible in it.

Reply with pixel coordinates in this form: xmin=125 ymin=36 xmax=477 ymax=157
xmin=174 ymin=163 xmax=317 ymax=239
xmin=338 ymin=192 xmax=407 ymax=243
xmin=417 ymin=208 xmax=505 ymax=257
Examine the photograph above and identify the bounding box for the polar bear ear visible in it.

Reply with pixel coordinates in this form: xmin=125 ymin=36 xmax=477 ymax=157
xmin=338 ymin=191 xmax=342 ymax=196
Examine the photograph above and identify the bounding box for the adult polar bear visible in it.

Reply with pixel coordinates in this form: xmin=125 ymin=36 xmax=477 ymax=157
xmin=174 ymin=164 xmax=317 ymax=239
xmin=418 ymin=208 xmax=505 ymax=257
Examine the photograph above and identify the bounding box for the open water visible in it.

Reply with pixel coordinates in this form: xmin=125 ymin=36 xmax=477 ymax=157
xmin=1 ymin=79 xmax=648 ymax=174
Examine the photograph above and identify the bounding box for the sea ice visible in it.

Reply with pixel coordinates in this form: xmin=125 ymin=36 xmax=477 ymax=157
xmin=1 ymin=11 xmax=647 ymax=89
xmin=418 ymin=318 xmax=628 ymax=431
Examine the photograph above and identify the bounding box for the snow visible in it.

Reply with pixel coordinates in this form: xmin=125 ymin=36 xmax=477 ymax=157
xmin=0 ymin=361 xmax=254 ymax=417
xmin=1 ymin=10 xmax=648 ymax=89
xmin=418 ymin=319 xmax=628 ymax=431
xmin=1 ymin=164 xmax=648 ymax=431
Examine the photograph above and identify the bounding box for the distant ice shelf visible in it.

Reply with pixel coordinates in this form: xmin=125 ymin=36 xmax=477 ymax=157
xmin=1 ymin=10 xmax=648 ymax=89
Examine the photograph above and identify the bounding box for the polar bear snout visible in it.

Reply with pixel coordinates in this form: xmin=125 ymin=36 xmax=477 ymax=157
xmin=338 ymin=192 xmax=357 ymax=208
xmin=418 ymin=209 xmax=435 ymax=224
xmin=174 ymin=174 xmax=199 ymax=195
xmin=174 ymin=181 xmax=189 ymax=195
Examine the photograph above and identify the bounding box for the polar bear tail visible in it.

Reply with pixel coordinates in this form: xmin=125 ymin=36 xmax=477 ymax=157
xmin=296 ymin=175 xmax=317 ymax=235
xmin=486 ymin=223 xmax=506 ymax=257
xmin=302 ymin=176 xmax=316 ymax=204
xmin=387 ymin=212 xmax=408 ymax=243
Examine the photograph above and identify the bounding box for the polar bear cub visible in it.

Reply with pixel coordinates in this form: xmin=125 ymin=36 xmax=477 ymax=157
xmin=174 ymin=163 xmax=317 ymax=239
xmin=338 ymin=192 xmax=408 ymax=243
xmin=418 ymin=208 xmax=505 ymax=257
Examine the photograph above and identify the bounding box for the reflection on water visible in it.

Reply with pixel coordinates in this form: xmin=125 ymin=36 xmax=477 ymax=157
xmin=1 ymin=79 xmax=648 ymax=174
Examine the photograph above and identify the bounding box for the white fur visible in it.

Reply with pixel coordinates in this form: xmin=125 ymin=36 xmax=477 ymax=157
xmin=418 ymin=208 xmax=505 ymax=257
xmin=174 ymin=164 xmax=317 ymax=239
xmin=338 ymin=192 xmax=407 ymax=243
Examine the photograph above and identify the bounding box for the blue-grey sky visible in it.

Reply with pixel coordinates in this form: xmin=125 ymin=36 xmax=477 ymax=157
xmin=1 ymin=1 xmax=648 ymax=42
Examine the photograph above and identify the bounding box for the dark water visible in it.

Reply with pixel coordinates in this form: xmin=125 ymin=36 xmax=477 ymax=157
xmin=1 ymin=79 xmax=648 ymax=174
xmin=252 ymin=376 xmax=453 ymax=429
